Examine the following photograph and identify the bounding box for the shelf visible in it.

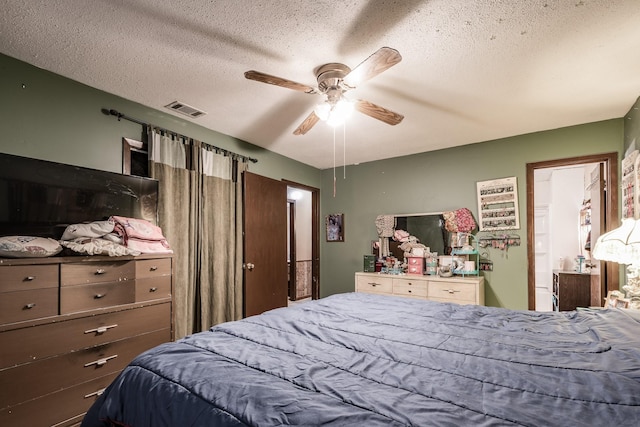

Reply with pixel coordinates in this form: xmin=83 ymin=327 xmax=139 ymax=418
xmin=452 ymin=249 xmax=478 ymax=255
xmin=450 ymin=233 xmax=480 ymax=277
xmin=454 ymin=270 xmax=479 ymax=276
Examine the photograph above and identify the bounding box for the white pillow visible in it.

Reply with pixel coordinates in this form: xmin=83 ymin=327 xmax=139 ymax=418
xmin=0 ymin=236 xmax=62 ymax=258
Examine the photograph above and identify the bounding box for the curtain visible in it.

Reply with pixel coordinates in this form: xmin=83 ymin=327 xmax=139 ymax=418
xmin=148 ymin=128 xmax=247 ymax=339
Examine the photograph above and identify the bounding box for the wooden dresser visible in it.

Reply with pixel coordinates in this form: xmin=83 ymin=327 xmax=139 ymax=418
xmin=552 ymin=270 xmax=591 ymax=311
xmin=0 ymin=254 xmax=173 ymax=427
xmin=355 ymin=272 xmax=484 ymax=305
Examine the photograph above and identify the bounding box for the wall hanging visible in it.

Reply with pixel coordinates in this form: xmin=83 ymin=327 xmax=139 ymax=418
xmin=479 ymin=254 xmax=493 ymax=272
xmin=478 ymin=233 xmax=521 ymax=258
xmin=476 ymin=176 xmax=520 ymax=231
xmin=621 ymin=148 xmax=638 ymax=219
xmin=326 ymin=213 xmax=344 ymax=242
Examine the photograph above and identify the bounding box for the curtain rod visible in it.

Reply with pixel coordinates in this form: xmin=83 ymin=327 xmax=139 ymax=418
xmin=104 ymin=108 xmax=258 ymax=163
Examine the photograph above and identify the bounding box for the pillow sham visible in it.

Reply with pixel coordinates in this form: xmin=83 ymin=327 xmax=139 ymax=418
xmin=0 ymin=236 xmax=62 ymax=258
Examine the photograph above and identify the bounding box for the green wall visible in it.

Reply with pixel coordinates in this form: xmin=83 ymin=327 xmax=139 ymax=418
xmin=319 ymin=120 xmax=624 ymax=309
xmin=0 ymin=53 xmax=321 ymax=187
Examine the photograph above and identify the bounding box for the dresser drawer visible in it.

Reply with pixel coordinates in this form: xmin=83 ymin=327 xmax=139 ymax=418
xmin=0 ymin=264 xmax=59 ymax=292
xmin=0 ymin=287 xmax=58 ymax=324
xmin=61 ymin=261 xmax=135 ymax=286
xmin=428 ymin=280 xmax=477 ymax=304
xmin=0 ymin=328 xmax=170 ymax=408
xmin=136 ymin=257 xmax=172 ymax=279
xmin=0 ymin=302 xmax=171 ymax=368
xmin=393 ymin=277 xmax=427 ymax=298
xmin=356 ymin=274 xmax=393 ymax=294
xmin=0 ymin=371 xmax=119 ymax=427
xmin=135 ymin=275 xmax=172 ymax=302
xmin=60 ymin=281 xmax=135 ymax=314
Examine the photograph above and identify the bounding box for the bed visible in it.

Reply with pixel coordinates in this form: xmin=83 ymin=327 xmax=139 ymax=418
xmin=81 ymin=292 xmax=640 ymax=426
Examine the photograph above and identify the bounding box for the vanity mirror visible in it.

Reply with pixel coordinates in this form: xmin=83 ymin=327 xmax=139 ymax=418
xmin=377 ymin=213 xmax=450 ymax=259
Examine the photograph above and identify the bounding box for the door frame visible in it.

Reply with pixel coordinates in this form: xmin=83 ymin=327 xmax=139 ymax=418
xmin=287 ymin=199 xmax=297 ymax=300
xmin=526 ymin=152 xmax=619 ymax=310
xmin=283 ymin=180 xmax=320 ymax=300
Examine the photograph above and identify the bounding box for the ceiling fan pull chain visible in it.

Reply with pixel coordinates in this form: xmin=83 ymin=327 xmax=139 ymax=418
xmin=343 ymin=122 xmax=347 ymax=179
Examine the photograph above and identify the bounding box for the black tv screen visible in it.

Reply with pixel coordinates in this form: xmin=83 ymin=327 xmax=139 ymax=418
xmin=0 ymin=153 xmax=158 ymax=239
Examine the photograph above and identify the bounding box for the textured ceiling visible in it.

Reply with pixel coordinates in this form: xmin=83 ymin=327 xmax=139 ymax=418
xmin=2 ymin=0 xmax=639 ymax=169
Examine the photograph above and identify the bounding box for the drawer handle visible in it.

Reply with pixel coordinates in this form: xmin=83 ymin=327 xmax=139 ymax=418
xmin=85 ymin=354 xmax=118 ymax=368
xmin=84 ymin=324 xmax=118 ymax=335
xmin=95 ymin=268 xmax=106 ymax=275
xmin=149 ymin=287 xmax=158 ymax=292
xmin=94 ymin=293 xmax=106 ymax=299
xmin=24 ymin=276 xmax=36 ymax=281
xmin=445 ymin=289 xmax=461 ymax=294
xmin=408 ymin=290 xmax=412 ymax=293
xmin=367 ymin=282 xmax=381 ymax=287
xmin=25 ymin=303 xmax=36 ymax=309
xmin=150 ymin=266 xmax=158 ymax=271
xmin=84 ymin=388 xmax=106 ymax=399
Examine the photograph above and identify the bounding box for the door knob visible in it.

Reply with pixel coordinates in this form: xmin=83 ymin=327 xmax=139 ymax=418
xmin=244 ymin=263 xmax=255 ymax=270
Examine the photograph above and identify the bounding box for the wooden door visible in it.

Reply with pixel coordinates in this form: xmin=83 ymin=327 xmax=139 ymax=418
xmin=243 ymin=172 xmax=288 ymax=317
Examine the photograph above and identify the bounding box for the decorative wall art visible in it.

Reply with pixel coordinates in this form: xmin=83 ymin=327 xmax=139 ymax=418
xmin=476 ymin=177 xmax=520 ymax=231
xmin=621 ymin=148 xmax=638 ymax=219
xmin=326 ymin=213 xmax=344 ymax=242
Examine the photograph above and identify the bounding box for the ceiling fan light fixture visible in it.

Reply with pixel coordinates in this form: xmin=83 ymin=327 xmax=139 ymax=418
xmin=315 ymin=98 xmax=354 ymax=127
xmin=314 ymin=101 xmax=331 ymax=121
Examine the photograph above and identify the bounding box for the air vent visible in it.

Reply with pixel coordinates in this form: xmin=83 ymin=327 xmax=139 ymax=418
xmin=164 ymin=101 xmax=207 ymax=118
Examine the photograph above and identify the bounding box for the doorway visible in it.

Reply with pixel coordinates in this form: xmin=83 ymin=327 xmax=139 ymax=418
xmin=285 ymin=181 xmax=320 ymax=302
xmin=526 ymin=153 xmax=619 ymax=310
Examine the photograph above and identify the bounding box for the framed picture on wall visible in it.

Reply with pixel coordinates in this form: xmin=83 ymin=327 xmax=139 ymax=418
xmin=326 ymin=213 xmax=344 ymax=242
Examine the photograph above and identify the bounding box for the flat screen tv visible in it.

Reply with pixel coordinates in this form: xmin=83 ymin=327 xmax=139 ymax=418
xmin=0 ymin=153 xmax=159 ymax=239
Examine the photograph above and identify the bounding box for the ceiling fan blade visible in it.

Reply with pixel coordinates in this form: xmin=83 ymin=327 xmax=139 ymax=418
xmin=244 ymin=70 xmax=318 ymax=94
xmin=355 ymin=99 xmax=404 ymax=126
xmin=293 ymin=111 xmax=320 ymax=135
xmin=343 ymin=47 xmax=402 ymax=88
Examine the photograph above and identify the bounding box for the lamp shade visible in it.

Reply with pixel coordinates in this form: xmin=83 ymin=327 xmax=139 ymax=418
xmin=592 ymin=218 xmax=640 ymax=265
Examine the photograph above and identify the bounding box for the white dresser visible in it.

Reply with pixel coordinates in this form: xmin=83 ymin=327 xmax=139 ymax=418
xmin=355 ymin=272 xmax=484 ymax=305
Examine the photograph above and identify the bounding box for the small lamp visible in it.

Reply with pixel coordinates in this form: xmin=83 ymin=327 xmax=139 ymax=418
xmin=592 ymin=218 xmax=640 ymax=308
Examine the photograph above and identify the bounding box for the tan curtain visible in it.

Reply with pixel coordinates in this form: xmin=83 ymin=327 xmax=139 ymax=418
xmin=148 ymin=128 xmax=247 ymax=338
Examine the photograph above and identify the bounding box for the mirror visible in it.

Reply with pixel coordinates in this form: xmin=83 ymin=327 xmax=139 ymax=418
xmin=378 ymin=213 xmax=450 ymax=259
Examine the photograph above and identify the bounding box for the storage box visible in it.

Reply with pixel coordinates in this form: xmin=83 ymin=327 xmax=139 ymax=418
xmin=363 ymin=255 xmax=376 ymax=272
xmin=406 ymin=257 xmax=424 ymax=275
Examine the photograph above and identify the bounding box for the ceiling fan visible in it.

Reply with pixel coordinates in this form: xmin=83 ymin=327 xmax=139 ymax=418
xmin=244 ymin=47 xmax=404 ymax=135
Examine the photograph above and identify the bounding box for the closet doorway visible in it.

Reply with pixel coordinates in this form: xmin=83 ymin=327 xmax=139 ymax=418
xmin=526 ymin=153 xmax=619 ymax=311
xmin=285 ymin=181 xmax=320 ymax=302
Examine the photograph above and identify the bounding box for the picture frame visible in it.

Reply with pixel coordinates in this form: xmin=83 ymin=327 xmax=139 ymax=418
xmin=604 ymin=290 xmax=630 ymax=308
xmin=326 ymin=213 xmax=344 ymax=242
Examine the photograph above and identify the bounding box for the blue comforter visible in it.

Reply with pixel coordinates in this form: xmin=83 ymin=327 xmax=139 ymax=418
xmin=82 ymin=292 xmax=640 ymax=426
